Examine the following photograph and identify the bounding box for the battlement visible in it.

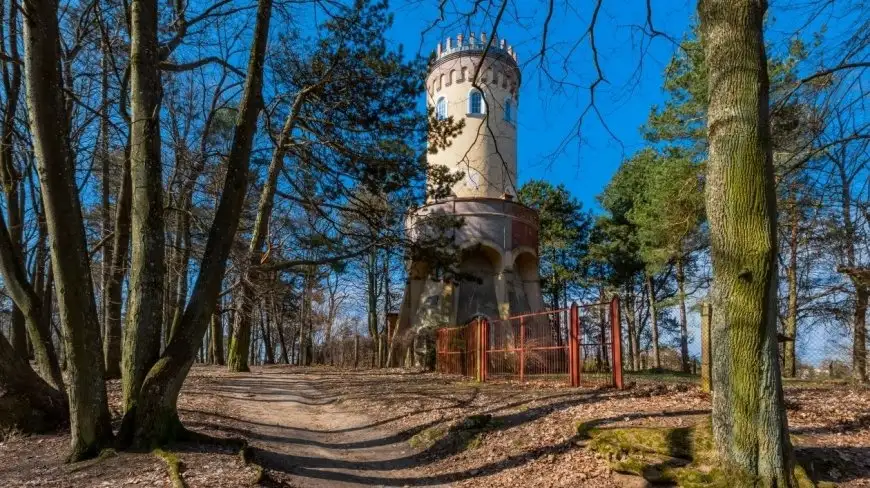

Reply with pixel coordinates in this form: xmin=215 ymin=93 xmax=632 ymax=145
xmin=434 ymin=33 xmax=517 ymax=64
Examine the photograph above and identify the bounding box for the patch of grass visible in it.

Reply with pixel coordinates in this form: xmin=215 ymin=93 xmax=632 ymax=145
xmin=153 ymin=448 xmax=186 ymax=488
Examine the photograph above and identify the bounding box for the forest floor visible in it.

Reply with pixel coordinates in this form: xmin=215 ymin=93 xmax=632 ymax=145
xmin=0 ymin=365 xmax=868 ymax=487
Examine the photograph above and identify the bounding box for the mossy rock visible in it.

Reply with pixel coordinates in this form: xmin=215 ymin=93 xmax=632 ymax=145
xmin=409 ymin=426 xmax=447 ymax=449
xmin=579 ymin=420 xmax=832 ymax=487
xmin=409 ymin=414 xmax=497 ymax=451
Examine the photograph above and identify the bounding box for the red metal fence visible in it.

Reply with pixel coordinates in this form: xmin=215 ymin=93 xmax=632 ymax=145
xmin=435 ymin=297 xmax=624 ymax=388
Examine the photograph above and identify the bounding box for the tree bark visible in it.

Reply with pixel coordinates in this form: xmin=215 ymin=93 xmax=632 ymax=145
xmin=645 ymin=272 xmax=660 ymax=369
xmin=0 ymin=0 xmax=26 ymax=360
xmin=783 ymin=190 xmax=799 ymax=378
xmin=0 ymin=210 xmax=64 ymax=390
xmin=104 ymin=155 xmax=131 ymax=379
xmin=700 ymin=0 xmax=794 ymax=484
xmin=210 ymin=310 xmax=224 ymax=366
xmin=121 ymin=0 xmax=273 ymax=447
xmin=226 ymin=90 xmax=309 ymax=371
xmin=676 ymin=256 xmax=690 ymax=372
xmin=0 ymin=333 xmax=68 ymax=434
xmin=22 ymin=0 xmax=114 ymax=460
xmin=122 ymin=0 xmax=166 ymax=415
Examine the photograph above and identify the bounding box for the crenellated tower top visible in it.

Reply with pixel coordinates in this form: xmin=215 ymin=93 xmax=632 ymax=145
xmin=434 ymin=33 xmax=518 ymax=64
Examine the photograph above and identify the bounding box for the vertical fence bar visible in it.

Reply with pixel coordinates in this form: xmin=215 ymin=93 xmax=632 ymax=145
xmin=610 ymin=296 xmax=624 ymax=389
xmin=478 ymin=318 xmax=488 ymax=382
xmin=569 ymin=303 xmax=579 ymax=386
xmin=519 ymin=316 xmax=526 ymax=383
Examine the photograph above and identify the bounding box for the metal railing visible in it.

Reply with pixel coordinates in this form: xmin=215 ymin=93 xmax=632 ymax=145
xmin=436 ymin=297 xmax=624 ymax=388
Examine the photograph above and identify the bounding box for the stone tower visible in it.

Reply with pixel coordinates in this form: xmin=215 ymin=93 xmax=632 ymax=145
xmin=393 ymin=34 xmax=545 ymax=366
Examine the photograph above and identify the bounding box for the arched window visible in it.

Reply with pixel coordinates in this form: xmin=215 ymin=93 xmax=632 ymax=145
xmin=436 ymin=97 xmax=447 ymax=120
xmin=504 ymin=97 xmax=514 ymax=123
xmin=468 ymin=90 xmax=484 ymax=115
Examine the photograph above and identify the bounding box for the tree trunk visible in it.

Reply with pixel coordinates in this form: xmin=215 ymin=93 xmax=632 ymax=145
xmin=0 ymin=210 xmax=64 ymax=390
xmin=645 ymin=272 xmax=660 ymax=369
xmin=210 ymin=310 xmax=224 ymax=366
xmin=0 ymin=333 xmax=68 ymax=434
xmin=854 ymin=285 xmax=868 ymax=382
xmin=783 ymin=190 xmax=799 ymax=378
xmin=700 ymin=0 xmax=794 ymax=483
xmin=99 ymin=34 xmax=113 ymax=339
xmin=260 ymin=300 xmax=275 ymax=364
xmin=122 ymin=0 xmax=166 ymax=415
xmin=226 ymin=91 xmax=309 ymax=371
xmin=120 ymin=0 xmax=272 ymax=447
xmin=676 ymin=255 xmax=690 ymax=372
xmin=104 ymin=155 xmax=131 ymax=379
xmin=22 ymin=0 xmax=114 ymax=460
xmin=0 ymin=0 xmax=26 ymax=360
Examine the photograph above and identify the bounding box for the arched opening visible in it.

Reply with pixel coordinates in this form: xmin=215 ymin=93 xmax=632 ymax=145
xmin=455 ymin=245 xmax=501 ymax=325
xmin=467 ymin=89 xmax=485 ymax=115
xmin=508 ymin=252 xmax=539 ymax=315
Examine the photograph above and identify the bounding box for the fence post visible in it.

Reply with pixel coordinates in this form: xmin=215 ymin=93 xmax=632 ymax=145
xmin=481 ymin=319 xmax=489 ymax=382
xmin=610 ymin=296 xmax=624 ymax=389
xmin=519 ymin=316 xmax=526 ymax=383
xmin=701 ymin=303 xmax=713 ymax=393
xmin=569 ymin=303 xmax=580 ymax=386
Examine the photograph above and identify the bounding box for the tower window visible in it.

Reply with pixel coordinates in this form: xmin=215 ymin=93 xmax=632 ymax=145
xmin=436 ymin=97 xmax=447 ymax=120
xmin=504 ymin=98 xmax=514 ymax=123
xmin=468 ymin=90 xmax=484 ymax=115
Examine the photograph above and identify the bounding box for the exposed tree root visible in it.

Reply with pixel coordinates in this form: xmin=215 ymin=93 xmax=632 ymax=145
xmin=153 ymin=448 xmax=186 ymax=488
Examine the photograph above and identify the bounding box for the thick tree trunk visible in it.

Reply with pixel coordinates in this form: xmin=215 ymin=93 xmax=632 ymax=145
xmin=121 ymin=0 xmax=273 ymax=447
xmin=645 ymin=272 xmax=660 ymax=369
xmin=122 ymin=0 xmax=166 ymax=415
xmin=676 ymin=256 xmax=690 ymax=372
xmin=0 ymin=333 xmax=68 ymax=434
xmin=700 ymin=0 xmax=794 ymax=484
xmin=22 ymin=0 xmax=114 ymax=460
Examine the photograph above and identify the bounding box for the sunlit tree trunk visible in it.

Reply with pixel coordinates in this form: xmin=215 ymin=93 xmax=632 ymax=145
xmin=700 ymin=0 xmax=794 ymax=484
xmin=22 ymin=0 xmax=114 ymax=460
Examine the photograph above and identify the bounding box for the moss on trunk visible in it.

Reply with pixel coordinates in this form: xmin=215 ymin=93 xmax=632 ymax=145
xmin=699 ymin=0 xmax=795 ymax=484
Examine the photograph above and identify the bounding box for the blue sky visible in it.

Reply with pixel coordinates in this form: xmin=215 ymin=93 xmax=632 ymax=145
xmin=374 ymin=0 xmax=839 ymax=212
xmin=382 ymin=0 xmax=697 ymax=212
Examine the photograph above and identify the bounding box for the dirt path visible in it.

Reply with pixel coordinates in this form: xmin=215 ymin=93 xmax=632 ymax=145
xmin=202 ymin=370 xmax=448 ymax=487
